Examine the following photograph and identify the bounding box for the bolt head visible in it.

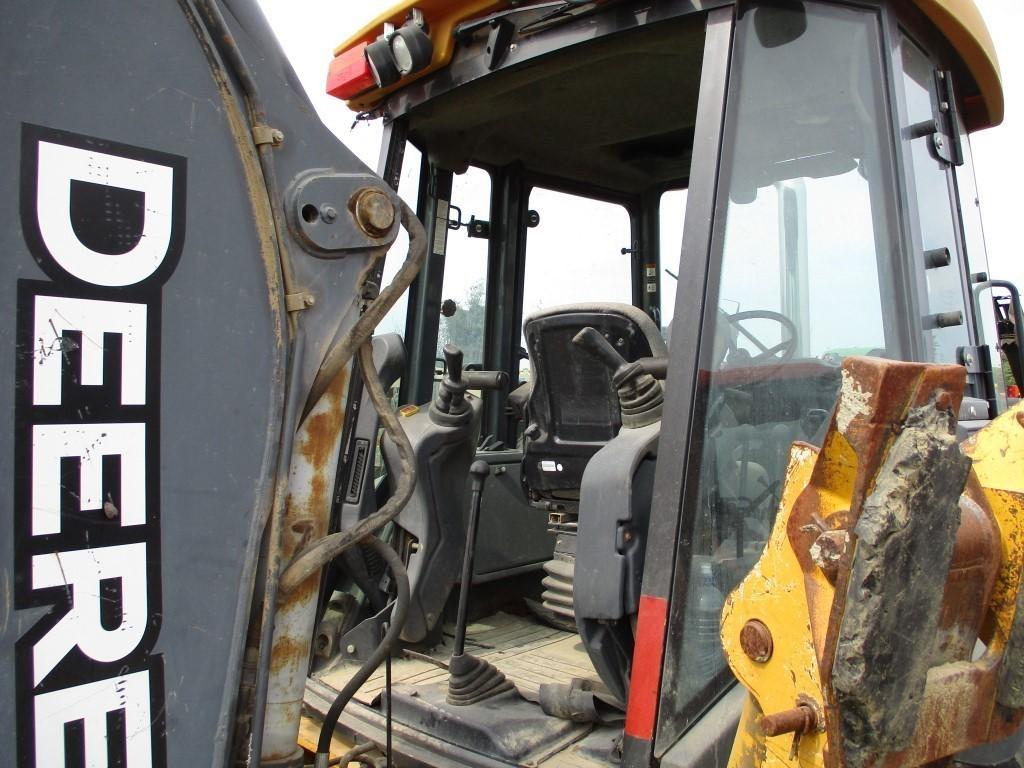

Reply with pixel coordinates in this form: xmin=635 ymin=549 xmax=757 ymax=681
xmin=304 ymin=294 xmax=316 ymax=307
xmin=320 ymin=204 xmax=338 ymax=222
xmin=740 ymin=619 xmax=773 ymax=663
xmin=352 ymin=188 xmax=395 ymax=238
xmin=346 ymin=644 xmax=356 ymax=654
xmin=271 ymin=129 xmax=284 ymax=145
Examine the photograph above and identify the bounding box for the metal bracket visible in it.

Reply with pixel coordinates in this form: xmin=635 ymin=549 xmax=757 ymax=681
xmin=252 ymin=124 xmax=284 ymax=146
xmin=285 ymin=291 xmax=315 ymax=312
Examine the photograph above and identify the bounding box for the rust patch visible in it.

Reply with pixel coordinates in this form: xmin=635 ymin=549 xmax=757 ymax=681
xmin=298 ymin=368 xmax=349 ymax=468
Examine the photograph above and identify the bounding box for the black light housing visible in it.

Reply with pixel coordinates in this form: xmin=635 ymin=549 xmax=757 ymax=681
xmin=366 ymin=36 xmax=401 ymax=88
xmin=363 ymin=10 xmax=434 ymax=88
xmin=390 ymin=23 xmax=433 ymax=76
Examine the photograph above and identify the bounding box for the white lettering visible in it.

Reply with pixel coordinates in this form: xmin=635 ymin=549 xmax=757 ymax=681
xmin=31 ymin=423 xmax=146 ymax=536
xmin=34 ymin=671 xmax=154 ymax=767
xmin=32 ymin=543 xmax=149 ymax=685
xmin=33 ymin=295 xmax=147 ymax=406
xmin=36 ymin=140 xmax=174 ymax=287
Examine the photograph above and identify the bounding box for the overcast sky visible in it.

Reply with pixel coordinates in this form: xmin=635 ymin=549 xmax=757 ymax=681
xmin=257 ymin=0 xmax=1023 ymax=319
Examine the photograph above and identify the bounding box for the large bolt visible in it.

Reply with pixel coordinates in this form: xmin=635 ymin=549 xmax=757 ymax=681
xmin=759 ymin=704 xmax=818 ymax=737
xmin=352 ymin=188 xmax=395 ymax=238
xmin=810 ymin=529 xmax=848 ymax=582
xmin=739 ymin=619 xmax=773 ymax=663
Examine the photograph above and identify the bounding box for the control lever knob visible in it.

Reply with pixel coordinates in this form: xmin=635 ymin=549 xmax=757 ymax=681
xmin=464 ymin=370 xmax=509 ymax=391
xmin=443 ymin=343 xmax=464 ymax=383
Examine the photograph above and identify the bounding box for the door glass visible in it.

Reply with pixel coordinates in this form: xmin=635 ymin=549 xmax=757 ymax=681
xmin=657 ymin=3 xmax=904 ymax=747
xmin=437 ymin=166 xmax=491 ymax=367
xmin=660 ymin=189 xmax=688 ymax=338
xmin=901 ymin=38 xmax=970 ymax=363
xmin=521 ymin=187 xmax=632 ymax=343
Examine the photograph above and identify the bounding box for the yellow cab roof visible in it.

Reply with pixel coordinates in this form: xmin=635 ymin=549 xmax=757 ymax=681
xmin=336 ymin=0 xmax=1003 ymax=129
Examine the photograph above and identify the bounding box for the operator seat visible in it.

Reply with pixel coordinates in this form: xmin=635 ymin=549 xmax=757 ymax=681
xmin=520 ymin=303 xmax=668 ymax=507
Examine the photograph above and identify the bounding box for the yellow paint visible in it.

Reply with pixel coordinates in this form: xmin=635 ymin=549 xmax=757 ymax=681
xmin=721 ymin=441 xmax=833 ymax=768
xmin=962 ymin=404 xmax=1024 ymax=648
xmin=332 ymin=0 xmax=1002 ymax=128
xmin=725 ymin=399 xmax=1024 ymax=768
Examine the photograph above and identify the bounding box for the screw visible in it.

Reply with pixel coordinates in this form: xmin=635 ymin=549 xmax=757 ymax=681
xmin=739 ymin=619 xmax=773 ymax=663
xmin=963 ymin=352 xmax=974 ymax=367
xmin=352 ymin=188 xmax=396 ymax=238
xmin=346 ymin=644 xmax=356 ymax=654
xmin=935 ymin=135 xmax=944 ymax=149
xmin=304 ymin=294 xmax=316 ymax=308
xmin=271 ymin=129 xmax=284 ymax=145
xmin=320 ymin=205 xmax=338 ymax=223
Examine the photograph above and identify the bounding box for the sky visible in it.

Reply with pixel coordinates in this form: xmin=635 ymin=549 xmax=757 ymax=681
xmin=256 ymin=0 xmax=1024 ymax=328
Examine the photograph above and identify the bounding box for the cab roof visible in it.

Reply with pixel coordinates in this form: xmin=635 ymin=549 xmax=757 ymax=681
xmin=333 ymin=0 xmax=1003 ymax=130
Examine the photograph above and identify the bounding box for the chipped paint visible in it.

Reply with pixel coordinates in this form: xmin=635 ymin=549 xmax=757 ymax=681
xmin=835 ymin=368 xmax=872 ymax=435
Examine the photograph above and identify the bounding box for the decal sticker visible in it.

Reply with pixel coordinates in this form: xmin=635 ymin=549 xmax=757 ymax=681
xmin=13 ymin=124 xmax=184 ymax=767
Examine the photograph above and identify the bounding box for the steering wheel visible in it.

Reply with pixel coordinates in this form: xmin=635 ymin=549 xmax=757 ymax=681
xmin=724 ymin=310 xmax=798 ymax=365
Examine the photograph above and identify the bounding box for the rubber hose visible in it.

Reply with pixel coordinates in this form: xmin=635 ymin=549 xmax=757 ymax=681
xmin=316 ymin=536 xmax=410 ymax=758
xmin=305 ymin=200 xmax=426 ymax=419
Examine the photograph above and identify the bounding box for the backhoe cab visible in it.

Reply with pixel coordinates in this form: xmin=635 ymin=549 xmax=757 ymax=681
xmin=294 ymin=1 xmax=1024 ymax=767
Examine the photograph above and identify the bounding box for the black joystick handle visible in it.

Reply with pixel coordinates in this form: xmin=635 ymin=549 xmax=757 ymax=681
xmin=573 ymin=327 xmax=626 ymax=372
xmin=573 ymin=326 xmax=665 ymax=428
xmin=572 ymin=327 xmax=641 ymax=388
xmin=452 ymin=460 xmax=490 ymax=657
xmin=433 ymin=344 xmax=509 ymax=419
xmin=444 ymin=343 xmax=464 ymax=384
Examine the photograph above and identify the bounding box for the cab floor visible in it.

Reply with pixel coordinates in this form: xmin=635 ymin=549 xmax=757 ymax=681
xmin=314 ymin=612 xmax=599 ymax=706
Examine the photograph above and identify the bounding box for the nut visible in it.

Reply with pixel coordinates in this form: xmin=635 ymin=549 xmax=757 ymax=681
xmin=739 ymin=619 xmax=773 ymax=663
xmin=352 ymin=188 xmax=395 ymax=238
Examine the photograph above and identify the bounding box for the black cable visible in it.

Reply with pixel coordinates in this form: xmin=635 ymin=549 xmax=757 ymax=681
xmin=316 ymin=536 xmax=410 ymax=760
xmin=385 ymin=625 xmax=393 ymax=767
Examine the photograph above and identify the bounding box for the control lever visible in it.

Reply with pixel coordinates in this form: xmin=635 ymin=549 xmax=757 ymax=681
xmin=433 ymin=344 xmax=508 ymax=419
xmin=447 ymin=461 xmax=515 ymax=705
xmin=572 ymin=327 xmax=664 ymax=428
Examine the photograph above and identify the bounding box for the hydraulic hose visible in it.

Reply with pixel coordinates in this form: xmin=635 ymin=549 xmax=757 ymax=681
xmin=314 ymin=536 xmax=410 ymax=765
xmin=304 ymin=200 xmax=427 ymax=419
xmin=280 ymin=338 xmax=417 ymax=595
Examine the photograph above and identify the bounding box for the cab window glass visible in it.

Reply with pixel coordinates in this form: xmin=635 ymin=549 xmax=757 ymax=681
xmin=521 ymin=187 xmax=632 ymax=344
xmin=659 ymin=189 xmax=688 ymax=336
xmin=437 ymin=166 xmax=492 ymax=366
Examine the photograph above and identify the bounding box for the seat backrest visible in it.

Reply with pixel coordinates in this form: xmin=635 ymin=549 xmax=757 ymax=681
xmin=521 ymin=303 xmax=667 ymax=506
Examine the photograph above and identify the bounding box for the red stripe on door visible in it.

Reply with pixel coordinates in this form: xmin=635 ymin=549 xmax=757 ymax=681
xmin=624 ymin=594 xmax=669 ymax=741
